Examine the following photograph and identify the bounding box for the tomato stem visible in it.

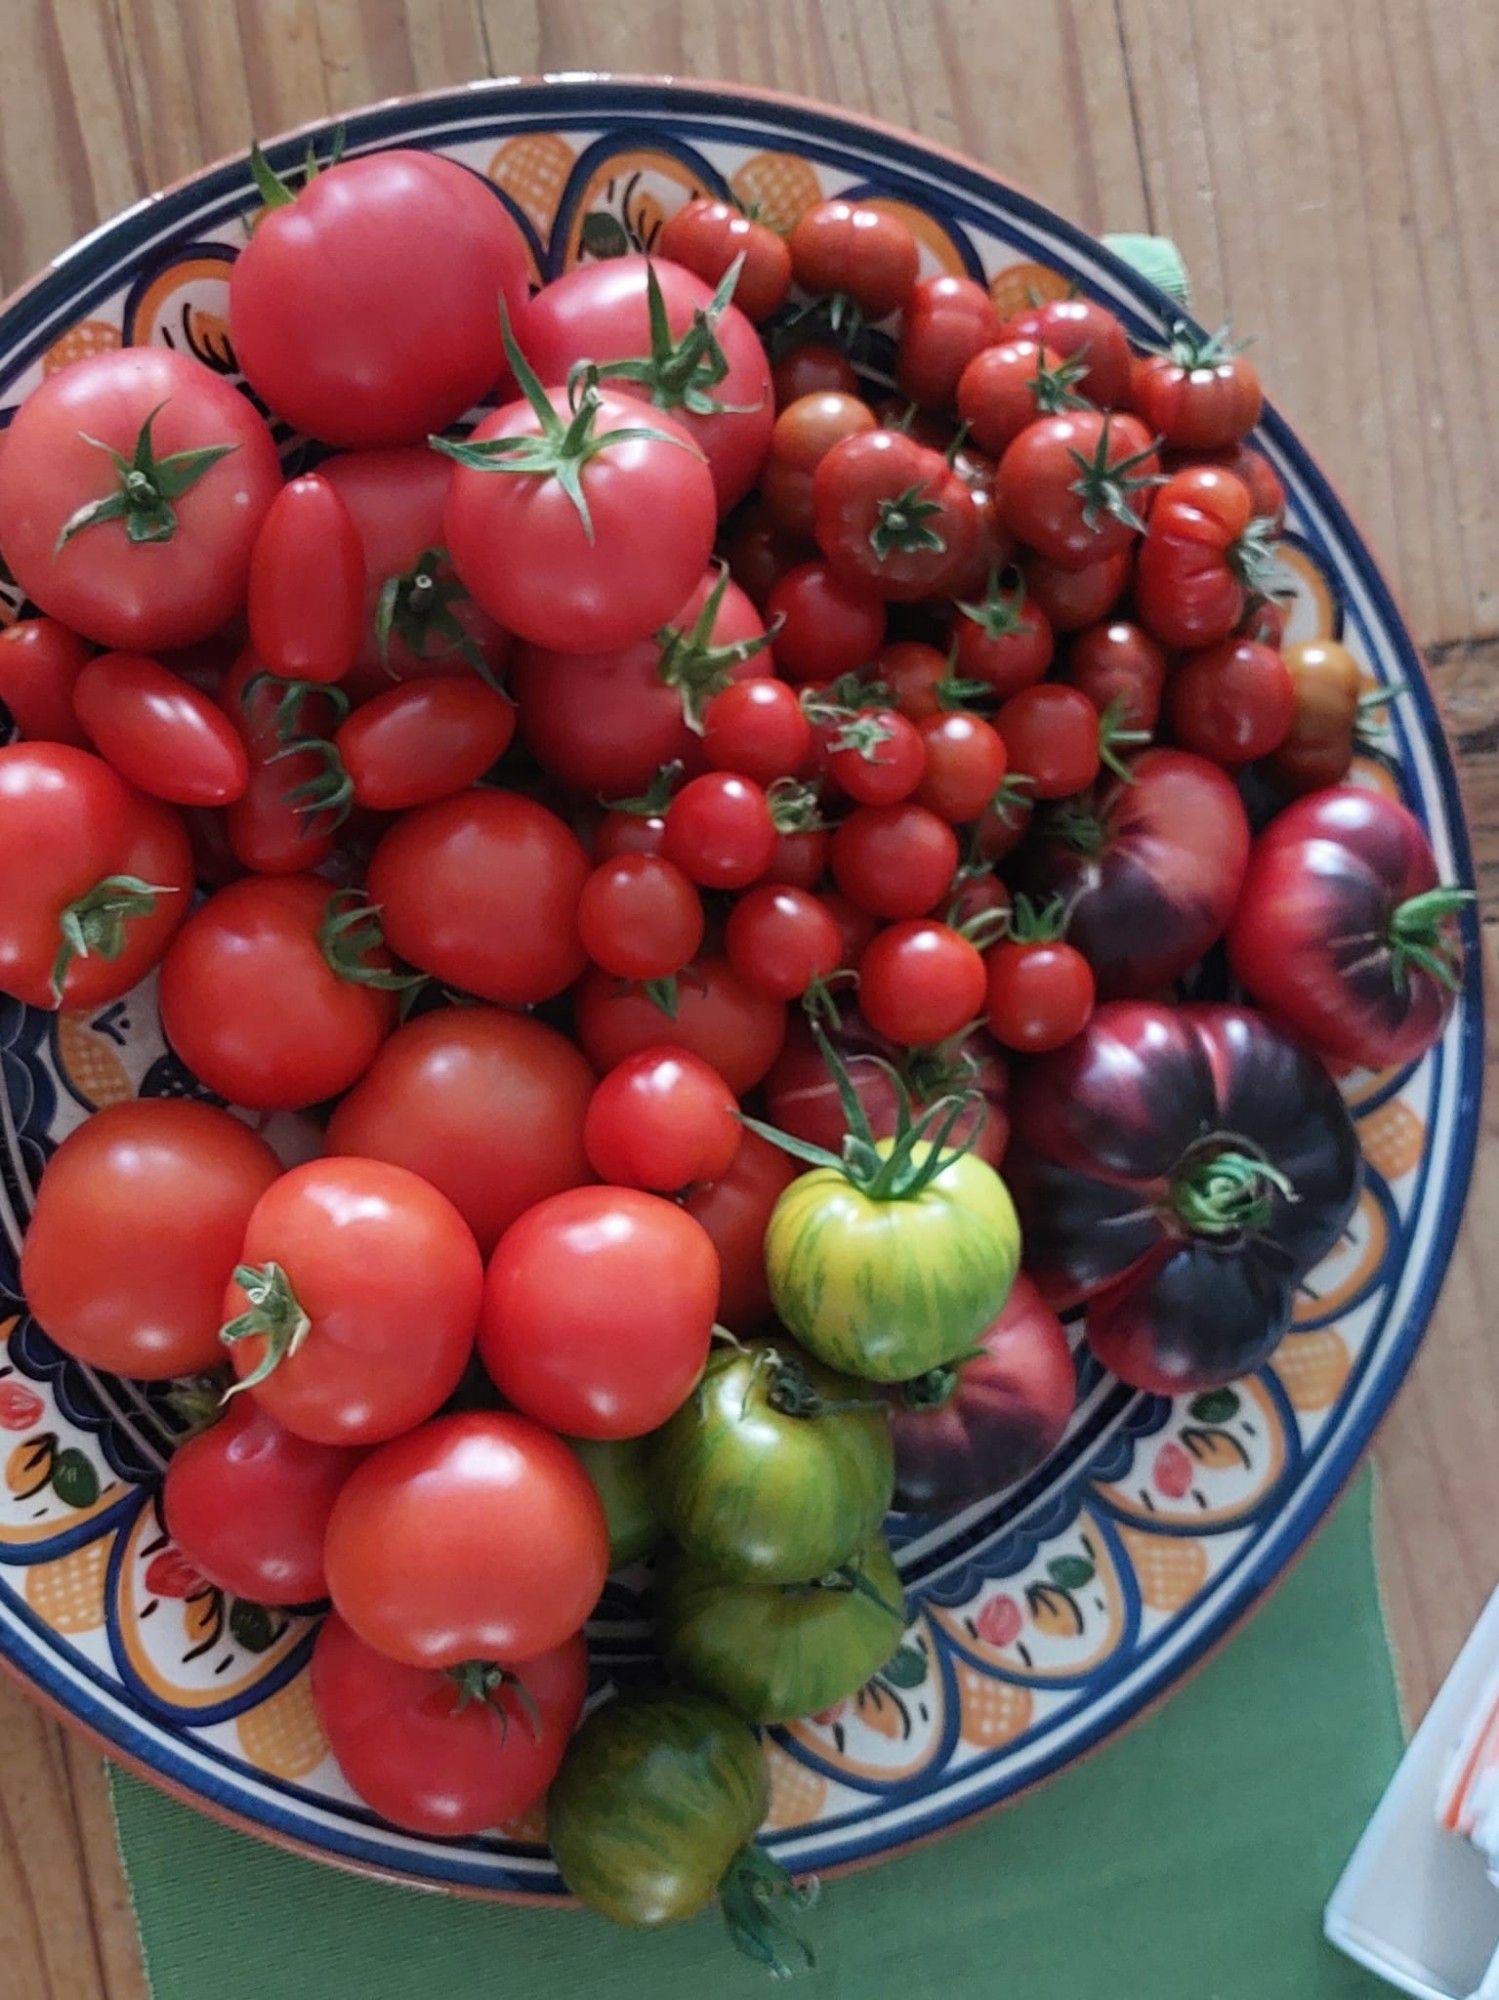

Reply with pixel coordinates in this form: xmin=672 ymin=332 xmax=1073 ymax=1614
xmin=1170 ymin=1141 xmax=1296 ymax=1238
xmin=317 ymin=893 xmax=427 ymax=993
xmin=374 ymin=546 xmax=501 ymax=688
xmin=583 ymin=256 xmax=764 ymax=418
xmin=953 ymin=565 xmax=1035 ymax=643
xmin=717 ymin=1843 xmax=818 ymax=1979
xmin=599 ymin=760 xmax=683 ymax=816
xmin=445 ymin=1661 xmax=541 ymax=1740
xmin=655 ymin=563 xmax=777 ymax=732
xmin=1066 ymin=418 xmax=1165 ymax=535
xmin=55 ymin=402 xmax=239 ymax=551
xmin=241 ymin=672 xmax=351 ymax=745
xmin=1387 ymin=886 xmax=1474 ymax=996
xmin=218 ymin=1262 xmax=311 ymax=1396
xmin=51 ymin=874 xmax=181 ymax=1004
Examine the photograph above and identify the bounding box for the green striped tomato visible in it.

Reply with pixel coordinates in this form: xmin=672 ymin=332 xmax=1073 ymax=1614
xmin=565 ymin=1434 xmax=663 ymax=1568
xmin=765 ymin=1140 xmax=1022 ymax=1381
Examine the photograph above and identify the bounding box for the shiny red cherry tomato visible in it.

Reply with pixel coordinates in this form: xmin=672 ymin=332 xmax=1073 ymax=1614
xmin=763 ymin=823 xmax=830 ymax=890
xmin=656 ymin=199 xmax=793 ymax=321
xmin=951 ymin=569 xmax=1054 ymax=699
xmin=956 ymin=338 xmax=1081 ymax=458
xmin=725 ymin=884 xmax=842 ymax=999
xmin=573 ymin=955 xmax=786 ymax=1095
xmin=1060 ymin=619 xmax=1166 ymax=733
xmin=71 ymin=651 xmax=248 ymax=805
xmin=592 ymin=805 xmax=669 ymax=861
xmin=825 ymin=705 xmax=926 ymax=805
xmin=765 ymin=561 xmax=886 ymax=684
xmin=859 ymin=919 xmax=986 ymax=1046
xmin=577 ymin=853 xmax=704 ymax=980
xmin=335 ymin=676 xmax=515 ymax=811
xmin=916 ymin=711 xmax=1009 ymax=823
xmin=831 ymin=802 xmax=960 ymax=919
xmin=248 ymin=474 xmax=366 ymax=684
xmin=1167 ymin=637 xmax=1296 ymax=765
xmin=985 ymin=939 xmax=1096 ymax=1051
xmin=995 ymin=684 xmax=1101 ymax=799
xmin=876 ymin=641 xmax=957 ymax=722
xmin=813 ymin=429 xmax=977 ymax=602
xmin=1130 ymin=330 xmax=1263 ymax=449
xmin=663 ymin=771 xmax=776 ymax=889
xmin=788 ymin=200 xmax=919 ymax=316
xmin=0 ymin=618 xmax=91 ymax=746
xmin=683 ymin=1129 xmax=796 ymax=1330
xmin=997 ymin=412 xmax=1159 ymax=570
xmin=760 ymin=392 xmax=878 ymax=539
xmin=701 ymin=676 xmax=813 ymax=784
xmin=897 ymin=275 xmax=1001 ymax=408
xmin=772 ymin=341 xmax=859 ymax=408
xmin=998 ymin=295 xmax=1132 ymax=406
xmin=583 ymin=1048 xmax=740 ymax=1192
xmin=1022 ymin=547 xmax=1130 ymax=632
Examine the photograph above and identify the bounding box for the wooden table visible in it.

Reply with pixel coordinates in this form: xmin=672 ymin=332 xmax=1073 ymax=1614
xmin=1 ymin=4 xmax=1496 ymax=1994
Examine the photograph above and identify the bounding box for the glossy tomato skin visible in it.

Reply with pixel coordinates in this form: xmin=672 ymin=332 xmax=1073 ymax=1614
xmin=21 ymin=1101 xmax=280 ymax=1378
xmin=1134 ymin=465 xmax=1255 ymax=649
xmin=772 ymin=340 xmax=858 ymax=408
xmin=1006 ymin=1003 xmax=1361 ymax=1390
xmin=956 ymin=338 xmax=1067 ymax=458
xmin=656 ymin=200 xmax=792 ymax=322
xmin=336 ymin=675 xmax=515 ymax=811
xmin=830 ymin=803 xmax=959 ymax=919
xmin=985 ymin=940 xmax=1096 ymax=1053
xmin=1164 ymin=440 xmax=1285 ymax=525
xmin=997 ymin=411 xmax=1158 ymax=570
xmin=566 ymin=1435 xmax=663 ymax=1568
xmin=898 ymin=274 xmax=1002 ymax=408
xmin=1167 ymin=637 xmax=1295 ymax=765
xmin=887 ymin=1275 xmax=1075 ymax=1514
xmin=162 ymin=1397 xmax=364 ymax=1604
xmin=663 ymin=772 xmax=776 ymax=889
xmin=999 ymin=295 xmax=1132 ymax=405
xmin=1023 ymin=547 xmax=1131 ymax=632
xmin=231 ymin=151 xmax=529 ymax=446
xmin=1131 ymin=348 xmax=1263 ymax=450
xmin=952 ymin=579 xmax=1054 ymax=699
xmin=824 ymin=705 xmax=925 ymax=806
xmin=224 ymin=1158 xmax=483 ymax=1445
xmin=0 ymin=743 xmax=193 ymax=1010
xmin=1060 ymin=619 xmax=1166 ymax=733
xmin=71 ymin=652 xmax=248 ymax=806
xmin=0 ymin=349 xmax=280 ymax=651
xmin=573 ymin=956 xmax=786 ymax=1096
xmin=324 ymin=1411 xmax=609 ymax=1667
xmin=577 ymin=855 xmax=703 ymax=981
xmin=158 ymin=874 xmax=396 ymax=1111
xmin=788 ymin=200 xmax=919 ymax=316
xmin=325 ymin=1006 xmax=593 ymax=1257
xmin=724 ymin=885 xmax=842 ymax=1000
xmin=368 ymin=788 xmax=588 ymax=1005
xmin=683 ymin=1129 xmax=797 ymax=1331
xmin=1021 ymin=748 xmax=1251 ymax=997
xmin=313 ymin=1616 xmax=586 ymax=1838
xmin=480 ymin=1186 xmax=719 ymax=1440
xmin=813 ymin=429 xmax=977 ymax=602
xmin=859 ymin=920 xmax=986 ymax=1046
xmin=761 ymin=391 xmax=877 ymax=538
xmin=702 ymin=676 xmax=811 ymax=784
xmin=1228 ymin=786 xmax=1468 ymax=1068
xmin=765 ymin=559 xmax=887 ymax=684
xmin=583 ymin=1049 xmax=739 ymax=1191
xmin=1267 ymin=638 xmax=1362 ymax=794
xmin=247 ymin=474 xmax=365 ymax=684
xmin=915 ymin=711 xmax=1008 ymax=822
xmin=0 ymin=618 xmax=91 ymax=746
xmin=996 ymin=683 xmax=1101 ymax=800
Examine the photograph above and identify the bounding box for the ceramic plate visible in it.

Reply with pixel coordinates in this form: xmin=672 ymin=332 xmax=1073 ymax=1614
xmin=0 ymin=76 xmax=1481 ymax=1894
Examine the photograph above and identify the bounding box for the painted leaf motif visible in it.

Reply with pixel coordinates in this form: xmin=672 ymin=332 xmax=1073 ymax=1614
xmin=1047 ymin=1554 xmax=1094 ymax=1591
xmin=5 ymin=1433 xmax=55 ymax=1499
xmin=881 ymin=1642 xmax=927 ymax=1689
xmin=50 ymin=1449 xmax=99 ymax=1509
xmin=229 ymin=1600 xmax=277 ymax=1653
xmin=1188 ymin=1389 xmax=1240 ymax=1425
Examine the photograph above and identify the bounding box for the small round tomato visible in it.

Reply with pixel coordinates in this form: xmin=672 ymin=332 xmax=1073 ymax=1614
xmin=1130 ymin=327 xmax=1263 ymax=449
xmin=821 ymin=888 xmax=881 ymax=969
xmin=335 ymin=676 xmax=515 ymax=811
xmin=915 ymin=711 xmax=1008 ymax=823
xmin=765 ymin=561 xmax=886 ymax=684
xmin=972 ymin=778 xmax=1035 ymax=863
xmin=825 ymin=705 xmax=926 ymax=805
xmin=788 ymin=200 xmax=919 ymax=316
xmin=1023 ymin=547 xmax=1130 ymax=631
xmin=163 ymin=1397 xmax=364 ymax=1605
xmin=1135 ymin=464 xmax=1266 ymax=649
xmin=583 ymin=1049 xmax=740 ymax=1191
xmin=247 ymin=473 xmax=365 ymax=684
xmin=663 ymin=771 xmax=776 ymax=889
xmin=997 ymin=411 xmax=1160 ymax=570
xmin=876 ymin=640 xmax=959 ymax=722
xmin=1060 ymin=619 xmax=1166 ymax=733
xmin=860 ymin=919 xmax=986 ymax=1046
xmin=998 ymin=295 xmax=1132 ymax=406
xmin=831 ymin=802 xmax=960 ymax=918
xmin=947 ymin=869 xmax=1012 ymax=929
xmin=1167 ymin=636 xmax=1296 ymax=765
xmin=760 ymin=391 xmax=878 ymax=538
xmin=0 ymin=618 xmax=91 ymax=747
xmin=71 ymin=650 xmax=248 ymax=806
xmin=898 ymin=275 xmax=1001 ymax=408
xmin=577 ymin=853 xmax=704 ymax=981
xmin=986 ymin=939 xmax=1096 ymax=1052
xmin=1267 ymin=638 xmax=1362 ymax=794
xmin=701 ymin=677 xmax=812 ymax=784
xmin=951 ymin=459 xmax=1021 ymax=598
xmin=956 ymin=338 xmax=1089 ymax=458
xmin=813 ymin=429 xmax=977 ymax=602
xmin=952 ymin=568 xmax=1054 ymax=698
xmin=1164 ymin=440 xmax=1285 ymax=525
xmin=725 ymin=884 xmax=842 ymax=1000
xmin=772 ymin=340 xmax=858 ymax=407
xmin=996 ymin=683 xmax=1101 ymax=798
xmin=593 ymin=804 xmax=670 ymax=861
xmin=573 ymin=955 xmax=786 ymax=1096
xmin=480 ymin=1186 xmax=719 ymax=1439
xmin=763 ymin=817 xmax=830 ymax=889
xmin=21 ymin=1100 xmax=280 ymax=1379
xmin=324 ymin=1411 xmax=608 ymax=1666
xmin=683 ymin=1130 xmax=796 ymax=1330
xmin=656 ymin=199 xmax=793 ymax=321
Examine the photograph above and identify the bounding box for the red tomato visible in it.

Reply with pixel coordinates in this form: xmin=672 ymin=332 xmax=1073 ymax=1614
xmin=822 ymin=887 xmax=881 ymax=968
xmin=163 ymin=1397 xmax=364 ymax=1605
xmin=722 ymin=500 xmax=810 ymax=609
xmin=1060 ymin=619 xmax=1166 ymax=733
xmin=480 ymin=1187 xmax=718 ymax=1439
xmin=813 ymin=429 xmax=977 ymax=601
xmin=760 ymin=391 xmax=878 ymax=539
xmin=766 ymin=561 xmax=886 ymax=684
xmin=583 ymin=1049 xmax=740 ymax=1192
xmin=951 ymin=570 xmax=1054 ymax=699
xmin=368 ymin=788 xmax=588 ymax=1005
xmin=1135 ymin=465 xmax=1263 ymax=649
xmin=683 ymin=1129 xmax=796 ymax=1330
xmin=772 ymin=341 xmax=858 ymax=407
xmin=592 ymin=805 xmax=669 ymax=861
xmin=246 ymin=473 xmax=365 ymax=685
xmin=825 ymin=705 xmax=926 ymax=806
xmin=656 ymin=199 xmax=793 ymax=322
xmin=788 ymin=200 xmax=920 ymax=316
xmin=702 ymin=676 xmax=812 ymax=784
xmin=972 ymin=780 xmax=1035 ymax=864
xmin=324 ymin=1411 xmax=608 ymax=1665
xmin=71 ymin=651 xmax=248 ymax=806
xmin=898 ymin=275 xmax=1001 ymax=408
xmin=1130 ymin=331 xmax=1263 ymax=449
xmin=956 ymin=338 xmax=1085 ymax=458
xmin=312 ymin=1615 xmax=587 ymax=1838
xmin=1022 ymin=547 xmax=1130 ymax=631
xmin=996 ymin=684 xmax=1101 ymax=799
xmin=985 ymin=940 xmax=1096 ymax=1052
xmin=325 ymin=1007 xmax=594 ymax=1257
xmin=725 ymin=884 xmax=843 ymax=999
xmin=519 ymin=256 xmax=772 ymax=512
xmin=1164 ymin=441 xmax=1285 ymax=525
xmin=230 ymin=150 xmax=529 ymax=446
xmin=860 ymin=920 xmax=987 ymax=1046
xmin=831 ymin=802 xmax=960 ymax=918
xmin=998 ymin=296 xmax=1132 ymax=407
xmin=915 ymin=712 xmax=1009 ymax=823
xmin=219 ymin=657 xmax=345 ymax=878
xmin=335 ymin=676 xmax=514 ymax=811
xmin=877 ymin=641 xmax=960 ymax=722
xmin=0 ymin=349 xmax=280 ymax=652
xmin=21 ymin=1101 xmax=279 ymax=1379
xmin=0 ymin=618 xmax=91 ymax=746
xmin=158 ymin=875 xmax=397 ymax=1111
xmin=951 ymin=460 xmax=1021 ymax=599
xmin=663 ymin=772 xmax=776 ymax=889
xmin=574 ymin=955 xmax=786 ymax=1095
xmin=996 ymin=412 xmax=1160 ymax=570
xmin=577 ymin=854 xmax=704 ymax=981
xmin=222 ymin=1158 xmax=482 ymax=1445
xmin=1167 ymin=637 xmax=1296 ymax=765
xmin=947 ymin=870 xmax=1012 ymax=929
xmin=0 ymin=742 xmax=192 ymax=1009
xmin=764 ymin=823 xmax=831 ymax=890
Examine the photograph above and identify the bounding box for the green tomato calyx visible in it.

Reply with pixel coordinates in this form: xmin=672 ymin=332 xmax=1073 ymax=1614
xmin=599 ymin=759 xmax=683 ymax=816
xmin=718 ymin=1842 xmax=819 ymax=1979
xmin=954 ymin=565 xmax=1035 ymax=644
xmin=246 ymin=126 xmax=346 ymax=214
xmin=267 ymin=733 xmax=354 ymax=830
xmin=583 ymin=257 xmax=764 ymax=418
xmin=375 ymin=547 xmax=501 ymax=687
xmin=869 ymin=482 xmax=946 ymax=559
xmin=317 ymin=891 xmax=426 ymax=994
xmin=1387 ymin=885 xmax=1473 ymax=996
xmin=1170 ymin=1140 xmax=1296 ymax=1239
xmin=240 ymin=671 xmax=351 ymax=746
xmin=219 ymin=1262 xmax=311 ymax=1397
xmin=51 ymin=873 xmax=181 ymax=1005
xmin=656 ymin=563 xmax=777 ymax=733
xmin=1066 ymin=417 xmax=1164 ymax=535
xmin=755 ymin=1345 xmax=885 ymax=1422
xmin=56 ymin=401 xmax=239 ymax=552
xmin=445 ymin=1661 xmax=542 ymax=1741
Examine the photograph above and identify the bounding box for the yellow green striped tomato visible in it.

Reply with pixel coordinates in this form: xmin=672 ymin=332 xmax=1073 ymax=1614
xmin=765 ymin=1139 xmax=1021 ymax=1381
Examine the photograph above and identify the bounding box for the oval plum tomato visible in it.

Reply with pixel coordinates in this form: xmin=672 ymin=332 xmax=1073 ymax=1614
xmin=950 ymin=567 xmax=1054 ymax=699
xmin=996 ymin=411 xmax=1160 ymax=570
xmin=996 ymin=684 xmax=1101 ymax=799
xmin=71 ymin=652 xmax=248 ymax=806
xmin=324 ymin=1411 xmax=608 ymax=1666
xmin=163 ymin=1397 xmax=364 ymax=1605
xmin=0 ymin=349 xmax=281 ymax=653
xmin=656 ymin=199 xmax=793 ymax=322
xmin=684 ymin=1128 xmax=797 ymax=1331
xmin=813 ymin=429 xmax=978 ymax=602
xmin=481 ymin=1187 xmax=718 ymax=1440
xmin=765 ymin=560 xmax=886 ymax=684
xmin=788 ymin=199 xmax=919 ymax=316
xmin=0 ymin=618 xmax=91 ymax=746
xmin=221 ymin=1158 xmax=482 ymax=1446
xmin=825 ymin=705 xmax=925 ymax=805
xmin=956 ymin=338 xmax=1088 ymax=458
xmin=1164 ymin=440 xmax=1285 ymax=525
xmin=313 ymin=1615 xmax=587 ymax=1838
xmin=725 ymin=884 xmax=842 ymax=1000
xmin=219 ymin=657 xmax=347 ymax=877
xmin=577 ymin=854 xmax=703 ymax=981
xmin=1022 ymin=547 xmax=1130 ymax=631
xmin=1060 ymin=618 xmax=1166 ymax=733
xmin=440 ymin=367 xmax=715 ymax=654
xmin=701 ymin=676 xmax=811 ymax=784
xmin=573 ymin=955 xmax=786 ymax=1096
xmin=247 ymin=473 xmax=365 ymax=684
xmin=513 ymin=566 xmax=772 ymax=796
xmin=897 ymin=275 xmax=1001 ymax=408
xmin=859 ymin=920 xmax=986 ymax=1046
xmin=997 ymin=295 xmax=1132 ymax=407
xmin=831 ymin=802 xmax=960 ymax=919
xmin=1135 ymin=465 xmax=1271 ymax=649
xmin=663 ymin=772 xmax=776 ymax=889
xmin=158 ymin=875 xmax=399 ymax=1111
xmin=985 ymin=938 xmax=1096 ymax=1053
xmin=1167 ymin=636 xmax=1295 ymax=765
xmin=21 ymin=1100 xmax=279 ymax=1379
xmin=1130 ymin=327 xmax=1263 ymax=449
xmin=230 ymin=149 xmax=529 ymax=447
xmin=325 ymin=1006 xmax=594 ymax=1257
xmin=1267 ymin=638 xmax=1362 ymax=794
xmin=335 ymin=675 xmax=515 ymax=811
xmin=877 ymin=640 xmax=959 ymax=722
xmin=915 ymin=712 xmax=1008 ymax=823
xmin=367 ymin=788 xmax=588 ymax=1004
xmin=772 ymin=340 xmax=858 ymax=408
xmin=0 ymin=742 xmax=192 ymax=1010
xmin=583 ymin=1049 xmax=740 ymax=1192
xmin=760 ymin=392 xmax=877 ymax=538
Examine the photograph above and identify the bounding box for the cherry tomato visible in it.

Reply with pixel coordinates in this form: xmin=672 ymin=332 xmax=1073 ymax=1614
xmin=683 ymin=1129 xmax=797 ymax=1330
xmin=956 ymin=338 xmax=1084 ymax=458
xmin=898 ymin=275 xmax=1002 ymax=408
xmin=950 ymin=460 xmax=1021 ymax=599
xmin=70 ymin=651 xmax=248 ymax=806
xmin=1060 ymin=619 xmax=1166 ymax=733
xmin=859 ymin=920 xmax=986 ymax=1046
xmin=877 ymin=640 xmax=958 ymax=722
xmin=593 ymin=804 xmax=669 ymax=861
xmin=1135 ymin=465 xmax=1263 ymax=649
xmin=335 ymin=675 xmax=515 ymax=811
xmin=722 ymin=500 xmax=809 ymax=609
xmin=813 ymin=429 xmax=977 ymax=602
xmin=0 ymin=618 xmax=91 ymax=746
xmin=765 ymin=561 xmax=886 ymax=684
xmin=997 ymin=412 xmax=1159 ymax=570
xmin=821 ymin=887 xmax=881 ymax=968
xmin=725 ymin=884 xmax=842 ymax=999
xmin=1167 ymin=636 xmax=1296 ymax=765
xmin=763 ymin=823 xmax=831 ymax=890
xmin=577 ymin=854 xmax=704 ymax=981
xmin=1130 ymin=330 xmax=1263 ymax=449
xmin=972 ymin=780 xmax=1035 ymax=863
xmin=1163 ymin=440 xmax=1285 ymax=525
xmin=481 ymin=1186 xmax=718 ymax=1439
xmin=916 ymin=711 xmax=1008 ymax=822
xmin=325 ymin=1006 xmax=594 ymax=1257
xmin=998 ymin=295 xmax=1132 ymax=406
xmin=656 ymin=199 xmax=793 ymax=321
xmin=952 ymin=568 xmax=1054 ymax=698
xmin=789 ymin=200 xmax=919 ymax=315
xmin=986 ymin=940 xmax=1096 ymax=1052
xmin=1022 ymin=547 xmax=1130 ymax=631
xmin=996 ymin=684 xmax=1101 ymax=798
xmin=1267 ymin=638 xmax=1363 ymax=794
xmin=583 ymin=1049 xmax=740 ymax=1192
xmin=663 ymin=771 xmax=776 ymax=888
xmin=947 ymin=869 xmax=1012 ymax=928
xmin=324 ymin=1411 xmax=608 ymax=1665
xmin=825 ymin=705 xmax=926 ymax=805
xmin=772 ymin=341 xmax=858 ymax=407
xmin=831 ymin=802 xmax=960 ymax=919
xmin=761 ymin=391 xmax=878 ymax=538
xmin=247 ymin=474 xmax=365 ymax=684
xmin=21 ymin=1101 xmax=279 ymax=1379
xmin=701 ymin=676 xmax=812 ymax=783
xmin=574 ymin=955 xmax=786 ymax=1095
xmin=219 ymin=656 xmax=345 ymax=877
xmin=163 ymin=1397 xmax=364 ymax=1605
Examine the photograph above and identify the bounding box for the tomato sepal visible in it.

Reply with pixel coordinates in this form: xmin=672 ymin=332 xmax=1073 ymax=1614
xmin=56 ymin=403 xmax=240 ymax=552
xmin=219 ymin=1260 xmax=311 ymax=1396
xmin=718 ymin=1845 xmax=819 ymax=1980
xmin=51 ymin=872 xmax=183 ymax=1004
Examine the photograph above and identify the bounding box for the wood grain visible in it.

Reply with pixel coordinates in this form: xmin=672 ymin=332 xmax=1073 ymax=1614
xmin=0 ymin=3 xmax=1495 ymax=1992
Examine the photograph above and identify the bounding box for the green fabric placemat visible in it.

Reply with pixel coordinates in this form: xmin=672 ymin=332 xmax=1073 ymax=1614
xmin=112 ymin=1472 xmax=1400 ymax=1999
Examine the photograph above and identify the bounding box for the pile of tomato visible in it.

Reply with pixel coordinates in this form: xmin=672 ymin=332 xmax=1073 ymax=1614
xmin=0 ymin=142 xmax=1472 ymax=1968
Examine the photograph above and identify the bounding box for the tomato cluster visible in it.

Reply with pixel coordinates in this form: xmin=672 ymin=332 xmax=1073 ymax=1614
xmin=0 ymin=153 xmax=1471 ymax=1967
